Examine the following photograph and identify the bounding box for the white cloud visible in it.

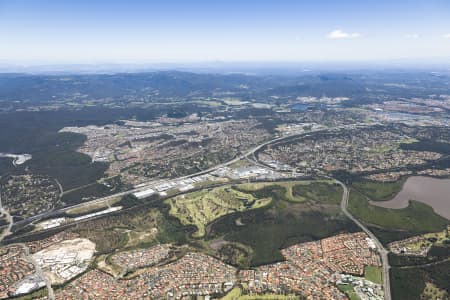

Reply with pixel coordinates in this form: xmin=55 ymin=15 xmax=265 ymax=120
xmin=443 ymin=33 xmax=450 ymax=39
xmin=327 ymin=29 xmax=361 ymax=39
xmin=405 ymin=34 xmax=419 ymax=39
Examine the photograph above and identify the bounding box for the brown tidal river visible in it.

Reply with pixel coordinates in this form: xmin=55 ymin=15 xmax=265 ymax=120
xmin=370 ymin=176 xmax=450 ymax=220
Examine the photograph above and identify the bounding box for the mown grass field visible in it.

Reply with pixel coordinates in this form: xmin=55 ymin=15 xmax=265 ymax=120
xmin=364 ymin=265 xmax=382 ymax=284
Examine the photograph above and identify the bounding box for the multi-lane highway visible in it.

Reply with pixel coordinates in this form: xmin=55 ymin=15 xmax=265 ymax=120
xmin=0 ymin=188 xmax=14 ymax=243
xmin=2 ymin=123 xmax=393 ymax=299
xmin=10 ymin=127 xmax=333 ymax=230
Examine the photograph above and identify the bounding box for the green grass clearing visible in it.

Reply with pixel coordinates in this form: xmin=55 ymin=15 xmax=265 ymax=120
xmin=364 ymin=265 xmax=383 ymax=284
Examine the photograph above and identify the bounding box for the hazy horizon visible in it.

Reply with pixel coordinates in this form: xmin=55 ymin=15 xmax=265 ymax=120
xmin=2 ymin=59 xmax=450 ymax=75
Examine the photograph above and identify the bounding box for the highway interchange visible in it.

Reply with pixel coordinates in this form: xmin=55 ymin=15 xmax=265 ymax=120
xmin=1 ymin=124 xmax=392 ymax=300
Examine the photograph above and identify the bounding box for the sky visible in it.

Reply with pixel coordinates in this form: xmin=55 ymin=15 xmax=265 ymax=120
xmin=1 ymin=0 xmax=450 ymax=65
